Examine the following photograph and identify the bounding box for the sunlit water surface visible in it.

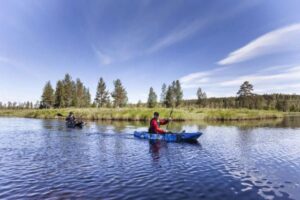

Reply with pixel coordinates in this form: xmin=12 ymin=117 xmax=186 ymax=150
xmin=0 ymin=117 xmax=299 ymax=200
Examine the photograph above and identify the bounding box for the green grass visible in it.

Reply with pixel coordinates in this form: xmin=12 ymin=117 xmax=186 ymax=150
xmin=0 ymin=107 xmax=286 ymax=121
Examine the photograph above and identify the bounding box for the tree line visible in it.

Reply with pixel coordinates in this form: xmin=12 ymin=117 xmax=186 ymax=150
xmin=40 ymin=74 xmax=128 ymax=108
xmin=1 ymin=78 xmax=300 ymax=112
xmin=147 ymin=80 xmax=183 ymax=108
xmin=189 ymin=81 xmax=300 ymax=112
xmin=0 ymin=101 xmax=38 ymax=109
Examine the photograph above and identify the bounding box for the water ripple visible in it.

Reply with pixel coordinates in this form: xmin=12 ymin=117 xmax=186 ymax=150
xmin=0 ymin=118 xmax=299 ymax=199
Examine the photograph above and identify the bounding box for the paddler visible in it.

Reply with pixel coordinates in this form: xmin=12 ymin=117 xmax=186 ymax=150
xmin=148 ymin=112 xmax=171 ymax=134
xmin=66 ymin=112 xmax=76 ymax=125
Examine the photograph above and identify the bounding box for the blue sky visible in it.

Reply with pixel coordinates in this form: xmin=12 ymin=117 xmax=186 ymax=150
xmin=1 ymin=0 xmax=300 ymax=103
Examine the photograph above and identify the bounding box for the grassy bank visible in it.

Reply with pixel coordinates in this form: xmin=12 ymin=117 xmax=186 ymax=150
xmin=0 ymin=108 xmax=286 ymax=121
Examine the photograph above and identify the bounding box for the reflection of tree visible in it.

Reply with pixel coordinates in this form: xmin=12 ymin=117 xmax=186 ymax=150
xmin=41 ymin=119 xmax=67 ymax=131
xmin=207 ymin=119 xmax=284 ymax=130
xmin=95 ymin=120 xmax=147 ymax=133
xmin=280 ymin=116 xmax=300 ymax=128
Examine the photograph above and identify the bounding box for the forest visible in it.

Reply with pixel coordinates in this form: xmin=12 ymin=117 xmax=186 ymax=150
xmin=1 ymin=74 xmax=300 ymax=112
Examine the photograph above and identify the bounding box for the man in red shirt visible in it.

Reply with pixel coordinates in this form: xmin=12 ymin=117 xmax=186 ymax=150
xmin=148 ymin=112 xmax=171 ymax=134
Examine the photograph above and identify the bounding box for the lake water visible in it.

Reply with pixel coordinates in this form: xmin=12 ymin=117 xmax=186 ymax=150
xmin=0 ymin=117 xmax=299 ymax=200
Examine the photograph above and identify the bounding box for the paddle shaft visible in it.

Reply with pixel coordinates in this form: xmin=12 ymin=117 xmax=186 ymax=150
xmin=166 ymin=107 xmax=174 ymax=130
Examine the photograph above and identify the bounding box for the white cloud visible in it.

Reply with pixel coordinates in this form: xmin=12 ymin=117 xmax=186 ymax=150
xmin=179 ymin=65 xmax=300 ymax=96
xmin=147 ymin=1 xmax=259 ymax=54
xmin=218 ymin=23 xmax=300 ymax=65
xmin=179 ymin=67 xmax=226 ymax=89
xmin=220 ymin=66 xmax=300 ymax=86
xmin=147 ymin=19 xmax=208 ymax=53
xmin=95 ymin=49 xmax=112 ymax=65
xmin=180 ymin=72 xmax=210 ymax=84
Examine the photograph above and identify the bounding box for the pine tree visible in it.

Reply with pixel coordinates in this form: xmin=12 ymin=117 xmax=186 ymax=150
xmin=62 ymin=74 xmax=74 ymax=107
xmin=174 ymin=80 xmax=183 ymax=107
xmin=41 ymin=81 xmax=54 ymax=108
xmin=111 ymin=79 xmax=128 ymax=107
xmin=95 ymin=77 xmax=110 ymax=108
xmin=237 ymin=81 xmax=254 ymax=97
xmin=83 ymin=87 xmax=91 ymax=107
xmin=165 ymin=85 xmax=175 ymax=108
xmin=197 ymin=87 xmax=207 ymax=107
xmin=237 ymin=81 xmax=255 ymax=108
xmin=74 ymin=78 xmax=85 ymax=107
xmin=54 ymin=80 xmax=65 ymax=108
xmin=160 ymin=83 xmax=167 ymax=106
xmin=147 ymin=87 xmax=157 ymax=108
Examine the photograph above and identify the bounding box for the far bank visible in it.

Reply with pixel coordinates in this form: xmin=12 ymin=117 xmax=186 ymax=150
xmin=0 ymin=108 xmax=291 ymax=121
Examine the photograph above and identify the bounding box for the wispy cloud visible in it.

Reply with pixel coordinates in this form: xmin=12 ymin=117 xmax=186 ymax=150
xmin=147 ymin=1 xmax=260 ymax=54
xmin=218 ymin=23 xmax=300 ymax=65
xmin=179 ymin=64 xmax=300 ymax=96
xmin=147 ymin=19 xmax=208 ymax=53
xmin=0 ymin=56 xmax=41 ymax=79
xmin=180 ymin=69 xmax=219 ymax=89
xmin=220 ymin=66 xmax=300 ymax=86
xmin=94 ymin=49 xmax=113 ymax=65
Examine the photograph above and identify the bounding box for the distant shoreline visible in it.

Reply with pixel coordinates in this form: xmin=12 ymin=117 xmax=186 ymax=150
xmin=0 ymin=108 xmax=293 ymax=121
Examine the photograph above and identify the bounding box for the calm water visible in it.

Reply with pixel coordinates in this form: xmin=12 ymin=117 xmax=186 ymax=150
xmin=0 ymin=117 xmax=299 ymax=200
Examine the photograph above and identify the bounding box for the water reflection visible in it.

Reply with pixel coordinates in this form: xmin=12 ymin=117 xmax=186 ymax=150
xmin=149 ymin=140 xmax=168 ymax=161
xmin=1 ymin=117 xmax=299 ymax=199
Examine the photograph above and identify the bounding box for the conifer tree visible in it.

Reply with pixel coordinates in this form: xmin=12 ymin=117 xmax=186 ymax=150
xmin=83 ymin=87 xmax=91 ymax=107
xmin=54 ymin=80 xmax=65 ymax=108
xmin=111 ymin=79 xmax=128 ymax=107
xmin=237 ymin=81 xmax=255 ymax=108
xmin=62 ymin=74 xmax=74 ymax=107
xmin=74 ymin=78 xmax=85 ymax=107
xmin=160 ymin=83 xmax=167 ymax=105
xmin=165 ymin=85 xmax=175 ymax=108
xmin=147 ymin=87 xmax=157 ymax=108
xmin=197 ymin=87 xmax=207 ymax=107
xmin=41 ymin=81 xmax=54 ymax=108
xmin=174 ymin=80 xmax=183 ymax=107
xmin=95 ymin=77 xmax=110 ymax=107
xmin=237 ymin=81 xmax=254 ymax=97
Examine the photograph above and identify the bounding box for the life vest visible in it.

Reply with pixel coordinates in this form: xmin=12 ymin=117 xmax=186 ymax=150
xmin=148 ymin=118 xmax=160 ymax=133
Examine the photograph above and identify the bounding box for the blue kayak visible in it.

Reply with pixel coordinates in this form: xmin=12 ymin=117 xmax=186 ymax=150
xmin=134 ymin=131 xmax=202 ymax=142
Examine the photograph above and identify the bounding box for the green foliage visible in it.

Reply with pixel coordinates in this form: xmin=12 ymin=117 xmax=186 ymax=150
xmin=162 ymin=80 xmax=183 ymax=108
xmin=197 ymin=87 xmax=207 ymax=107
xmin=54 ymin=80 xmax=65 ymax=108
xmin=111 ymin=79 xmax=128 ymax=107
xmin=0 ymin=107 xmax=285 ymax=121
xmin=160 ymin=83 xmax=167 ymax=105
xmin=41 ymin=81 xmax=54 ymax=108
xmin=62 ymin=74 xmax=74 ymax=107
xmin=83 ymin=88 xmax=91 ymax=107
xmin=95 ymin=77 xmax=110 ymax=107
xmin=165 ymin=85 xmax=175 ymax=108
xmin=147 ymin=87 xmax=157 ymax=108
xmin=237 ymin=81 xmax=254 ymax=97
xmin=174 ymin=80 xmax=183 ymax=107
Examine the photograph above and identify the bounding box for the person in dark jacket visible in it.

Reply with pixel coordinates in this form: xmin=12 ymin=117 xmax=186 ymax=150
xmin=148 ymin=112 xmax=171 ymax=134
xmin=66 ymin=112 xmax=76 ymax=123
xmin=66 ymin=112 xmax=78 ymax=127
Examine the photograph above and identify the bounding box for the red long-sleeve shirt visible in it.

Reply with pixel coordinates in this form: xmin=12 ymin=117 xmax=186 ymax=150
xmin=149 ymin=118 xmax=168 ymax=134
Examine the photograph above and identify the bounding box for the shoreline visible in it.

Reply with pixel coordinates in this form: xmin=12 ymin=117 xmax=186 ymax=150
xmin=0 ymin=108 xmax=292 ymax=121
